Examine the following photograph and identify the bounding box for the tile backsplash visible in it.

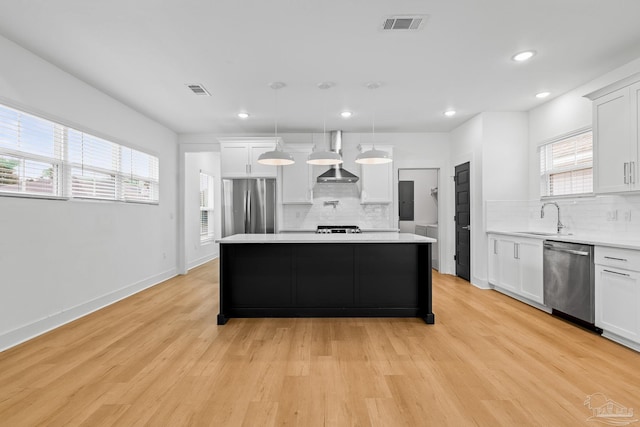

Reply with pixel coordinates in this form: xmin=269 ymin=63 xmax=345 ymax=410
xmin=486 ymin=194 xmax=640 ymax=239
xmin=282 ymin=183 xmax=392 ymax=229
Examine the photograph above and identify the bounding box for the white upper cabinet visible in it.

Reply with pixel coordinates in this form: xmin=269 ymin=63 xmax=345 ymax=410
xmin=587 ymin=75 xmax=640 ymax=193
xmin=280 ymin=144 xmax=313 ymax=204
xmin=219 ymin=137 xmax=280 ymax=178
xmin=359 ymin=144 xmax=393 ymax=204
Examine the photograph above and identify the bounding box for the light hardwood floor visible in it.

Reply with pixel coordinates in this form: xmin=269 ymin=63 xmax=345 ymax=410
xmin=1 ymin=260 xmax=638 ymax=426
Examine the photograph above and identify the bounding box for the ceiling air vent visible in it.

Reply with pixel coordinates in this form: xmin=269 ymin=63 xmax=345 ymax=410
xmin=382 ymin=15 xmax=427 ymax=31
xmin=186 ymin=84 xmax=211 ymax=96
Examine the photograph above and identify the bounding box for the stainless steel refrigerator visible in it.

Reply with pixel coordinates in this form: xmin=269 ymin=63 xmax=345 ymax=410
xmin=221 ymin=178 xmax=276 ymax=237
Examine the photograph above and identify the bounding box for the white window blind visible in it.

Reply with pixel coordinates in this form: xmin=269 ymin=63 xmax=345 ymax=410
xmin=540 ymin=130 xmax=593 ymax=197
xmin=0 ymin=105 xmax=63 ymax=197
xmin=199 ymin=172 xmax=214 ymax=242
xmin=0 ymin=102 xmax=159 ymax=203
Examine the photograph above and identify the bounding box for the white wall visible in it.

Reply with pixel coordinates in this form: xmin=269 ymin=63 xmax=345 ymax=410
xmin=0 ymin=35 xmax=178 ymax=351
xmin=449 ymin=113 xmax=529 ymax=289
xmin=450 ymin=115 xmax=483 ymax=287
xmin=528 ymin=56 xmax=640 ymax=199
xmin=185 ymin=152 xmax=220 ymax=269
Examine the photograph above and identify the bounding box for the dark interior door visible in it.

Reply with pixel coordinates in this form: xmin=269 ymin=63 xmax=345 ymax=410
xmin=399 ymin=181 xmax=414 ymax=221
xmin=455 ymin=162 xmax=471 ymax=281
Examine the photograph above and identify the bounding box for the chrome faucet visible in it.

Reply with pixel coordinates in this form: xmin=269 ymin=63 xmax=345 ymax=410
xmin=541 ymin=202 xmax=565 ymax=234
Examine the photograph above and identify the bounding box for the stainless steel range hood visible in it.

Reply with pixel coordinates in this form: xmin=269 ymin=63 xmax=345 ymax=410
xmin=317 ymin=131 xmax=359 ymax=183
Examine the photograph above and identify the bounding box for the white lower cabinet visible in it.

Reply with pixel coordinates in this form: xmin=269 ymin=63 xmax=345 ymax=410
xmin=595 ymin=246 xmax=640 ymax=348
xmin=487 ymin=234 xmax=544 ymax=305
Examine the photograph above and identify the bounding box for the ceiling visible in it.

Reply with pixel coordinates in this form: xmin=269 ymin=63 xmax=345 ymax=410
xmin=1 ymin=0 xmax=640 ymax=135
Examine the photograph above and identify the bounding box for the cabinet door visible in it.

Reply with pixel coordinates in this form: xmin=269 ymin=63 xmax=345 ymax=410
xmin=595 ymin=266 xmax=640 ymax=343
xmin=359 ymin=144 xmax=393 ymax=204
xmin=497 ymin=239 xmax=518 ymax=292
xmin=594 ymin=88 xmax=631 ymax=193
xmin=518 ymin=240 xmax=544 ymax=304
xmin=630 ymin=81 xmax=640 ymax=191
xmin=361 ymin=163 xmax=393 ymax=203
xmin=487 ymin=236 xmax=499 ymax=285
xmin=248 ymin=143 xmax=277 ymax=177
xmin=221 ymin=144 xmax=250 ymax=177
xmin=282 ymin=149 xmax=313 ymax=204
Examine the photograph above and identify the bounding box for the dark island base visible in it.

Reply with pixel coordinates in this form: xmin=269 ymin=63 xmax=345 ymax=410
xmin=217 ymin=242 xmax=434 ymax=325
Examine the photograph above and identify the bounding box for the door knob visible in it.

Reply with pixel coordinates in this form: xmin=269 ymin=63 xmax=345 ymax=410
xmin=462 ymin=225 xmax=471 ymax=230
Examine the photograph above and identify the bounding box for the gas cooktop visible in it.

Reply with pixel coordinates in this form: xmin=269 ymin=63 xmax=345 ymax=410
xmin=316 ymin=225 xmax=361 ymax=234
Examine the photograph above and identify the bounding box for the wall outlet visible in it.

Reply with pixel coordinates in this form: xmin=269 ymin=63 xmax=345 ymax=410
xmin=606 ymin=210 xmax=618 ymax=221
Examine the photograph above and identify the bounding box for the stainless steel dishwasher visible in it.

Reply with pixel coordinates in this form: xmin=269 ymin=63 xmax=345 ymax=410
xmin=543 ymin=240 xmax=596 ymax=327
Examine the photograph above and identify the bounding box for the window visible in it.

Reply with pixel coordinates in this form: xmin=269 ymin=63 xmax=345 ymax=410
xmin=0 ymin=102 xmax=159 ymax=203
xmin=0 ymin=106 xmax=64 ymax=197
xmin=539 ymin=130 xmax=593 ymax=197
xmin=199 ymin=172 xmax=214 ymax=242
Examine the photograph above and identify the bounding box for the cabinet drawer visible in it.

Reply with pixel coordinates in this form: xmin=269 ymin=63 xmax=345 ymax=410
xmin=595 ymin=246 xmax=640 ymax=271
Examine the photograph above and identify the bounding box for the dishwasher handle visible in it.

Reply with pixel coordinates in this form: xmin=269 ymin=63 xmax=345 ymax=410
xmin=543 ymin=244 xmax=590 ymax=256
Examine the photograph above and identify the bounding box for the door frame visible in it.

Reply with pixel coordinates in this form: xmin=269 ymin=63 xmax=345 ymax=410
xmin=397 ymin=167 xmax=441 ymax=270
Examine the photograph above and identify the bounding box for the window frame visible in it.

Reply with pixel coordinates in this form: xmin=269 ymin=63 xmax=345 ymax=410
xmin=538 ymin=126 xmax=594 ymax=200
xmin=199 ymin=171 xmax=215 ymax=243
xmin=0 ymin=100 xmax=160 ymax=204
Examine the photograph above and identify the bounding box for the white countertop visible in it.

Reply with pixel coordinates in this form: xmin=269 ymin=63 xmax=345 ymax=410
xmin=217 ymin=233 xmax=436 ymax=244
xmin=487 ymin=230 xmax=640 ymax=251
xmin=278 ymin=228 xmax=400 ymax=233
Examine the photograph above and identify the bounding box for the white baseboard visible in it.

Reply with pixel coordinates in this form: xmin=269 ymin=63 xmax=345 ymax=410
xmin=470 ymin=278 xmax=490 ymax=290
xmin=187 ymin=252 xmax=219 ymax=271
xmin=490 ymin=285 xmax=552 ymax=313
xmin=0 ymin=268 xmax=177 ymax=352
xmin=601 ymin=331 xmax=640 ymax=353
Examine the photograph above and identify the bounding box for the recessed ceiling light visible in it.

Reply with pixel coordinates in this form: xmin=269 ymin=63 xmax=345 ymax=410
xmin=536 ymin=92 xmax=550 ymax=99
xmin=512 ymin=50 xmax=536 ymax=62
xmin=444 ymin=110 xmax=456 ymax=117
xmin=237 ymin=112 xmax=249 ymax=119
xmin=341 ymin=111 xmax=352 ymax=118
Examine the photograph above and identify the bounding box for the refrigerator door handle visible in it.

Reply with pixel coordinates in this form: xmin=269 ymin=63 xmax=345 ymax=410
xmin=244 ymin=189 xmax=250 ymax=233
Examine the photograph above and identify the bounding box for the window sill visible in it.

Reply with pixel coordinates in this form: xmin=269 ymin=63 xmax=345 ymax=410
xmin=540 ymin=192 xmax=595 ymax=201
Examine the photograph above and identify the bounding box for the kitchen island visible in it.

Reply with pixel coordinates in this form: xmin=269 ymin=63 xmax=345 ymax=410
xmin=216 ymin=233 xmax=436 ymax=325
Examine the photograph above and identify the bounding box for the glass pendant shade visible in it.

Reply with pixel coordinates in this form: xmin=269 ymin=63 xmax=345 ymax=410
xmin=355 ymin=147 xmax=392 ymax=164
xmin=257 ymin=149 xmax=295 ymax=166
xmin=307 ymin=150 xmax=343 ymax=165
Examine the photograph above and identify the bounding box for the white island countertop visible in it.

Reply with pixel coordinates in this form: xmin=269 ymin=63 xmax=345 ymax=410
xmin=217 ymin=233 xmax=436 ymax=244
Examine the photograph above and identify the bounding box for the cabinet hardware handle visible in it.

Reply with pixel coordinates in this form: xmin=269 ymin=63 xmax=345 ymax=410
xmin=514 ymin=243 xmax=519 ymax=259
xmin=493 ymin=240 xmax=497 ymax=254
xmin=603 ymin=269 xmax=630 ymax=277
xmin=624 ymin=162 xmax=629 ymax=184
xmin=631 ymin=161 xmax=636 ymax=184
xmin=604 ymin=256 xmax=627 ymax=262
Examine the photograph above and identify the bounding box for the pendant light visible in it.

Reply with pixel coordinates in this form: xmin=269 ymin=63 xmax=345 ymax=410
xmin=257 ymin=82 xmax=295 ymax=166
xmin=307 ymin=82 xmax=343 ymax=166
xmin=356 ymin=82 xmax=392 ymax=165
